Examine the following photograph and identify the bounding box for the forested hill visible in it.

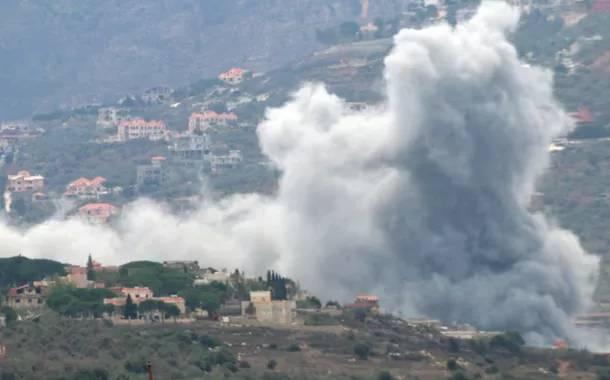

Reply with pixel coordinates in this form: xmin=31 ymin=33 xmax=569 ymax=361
xmin=0 ymin=0 xmax=408 ymax=119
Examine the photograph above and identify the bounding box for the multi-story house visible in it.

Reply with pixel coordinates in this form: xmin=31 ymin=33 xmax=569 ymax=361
xmin=168 ymin=132 xmax=211 ymax=160
xmin=6 ymin=171 xmax=44 ymax=193
xmin=209 ymin=150 xmax=242 ymax=173
xmin=117 ymin=118 xmax=166 ymax=141
xmin=96 ymin=107 xmax=121 ymax=130
xmin=6 ymin=284 xmax=46 ymax=309
xmin=136 ymin=156 xmax=168 ymax=188
xmin=63 ymin=176 xmax=108 ymax=199
xmin=218 ymin=68 xmax=250 ymax=84
xmin=76 ymin=203 xmax=119 ymax=224
xmin=104 ymin=286 xmax=186 ymax=315
xmin=188 ymin=111 xmax=237 ymax=133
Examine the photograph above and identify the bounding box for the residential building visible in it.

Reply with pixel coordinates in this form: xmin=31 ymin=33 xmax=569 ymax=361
xmin=76 ymin=203 xmax=119 ymax=224
xmin=64 ymin=176 xmax=108 ymax=199
xmin=168 ymin=132 xmax=211 ymax=160
xmin=163 ymin=261 xmax=200 ymax=272
xmin=136 ymin=156 xmax=168 ymax=188
xmin=141 ymin=86 xmax=173 ymax=103
xmin=188 ymin=111 xmax=237 ymax=133
xmin=209 ymin=150 xmax=242 ymax=173
xmin=194 ymin=268 xmax=231 ymax=285
xmin=6 ymin=284 xmax=46 ymax=309
xmin=6 ymin=170 xmax=44 ymax=193
xmin=104 ymin=286 xmax=186 ymax=315
xmin=65 ymin=261 xmax=119 ymax=276
xmin=355 ymin=294 xmax=379 ymax=307
xmin=251 ymin=291 xmax=272 ymax=304
xmin=117 ymin=118 xmax=166 ymax=141
xmin=218 ymin=68 xmax=250 ymax=84
xmin=255 ymin=300 xmax=296 ymax=324
xmin=96 ymin=107 xmax=120 ymax=129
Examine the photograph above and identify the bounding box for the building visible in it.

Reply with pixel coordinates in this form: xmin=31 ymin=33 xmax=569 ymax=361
xmin=64 ymin=176 xmax=108 ymax=199
xmin=209 ymin=150 xmax=242 ymax=173
xmin=188 ymin=111 xmax=237 ymax=133
xmin=163 ymin=261 xmax=200 ymax=272
xmin=77 ymin=203 xmax=119 ymax=224
xmin=6 ymin=171 xmax=44 ymax=193
xmin=355 ymin=294 xmax=379 ymax=307
xmin=6 ymin=284 xmax=46 ymax=309
xmin=136 ymin=156 xmax=168 ymax=188
xmin=194 ymin=268 xmax=231 ymax=285
xmin=104 ymin=286 xmax=186 ymax=315
xmin=255 ymin=300 xmax=296 ymax=324
xmin=251 ymin=291 xmax=272 ymax=303
xmin=117 ymin=118 xmax=166 ymax=141
xmin=218 ymin=68 xmax=251 ymax=84
xmin=169 ymin=132 xmax=211 ymax=160
xmin=96 ymin=108 xmax=120 ymax=129
xmin=141 ymin=86 xmax=173 ymax=103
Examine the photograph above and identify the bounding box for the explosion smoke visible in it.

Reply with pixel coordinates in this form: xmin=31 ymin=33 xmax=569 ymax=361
xmin=0 ymin=1 xmax=600 ymax=344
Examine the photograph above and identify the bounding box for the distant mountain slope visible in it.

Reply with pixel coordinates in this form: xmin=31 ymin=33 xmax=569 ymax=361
xmin=0 ymin=0 xmax=407 ymax=119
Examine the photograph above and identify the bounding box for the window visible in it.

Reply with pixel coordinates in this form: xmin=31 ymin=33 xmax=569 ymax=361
xmin=15 ymin=298 xmax=20 ymax=303
xmin=38 ymin=299 xmax=43 ymax=304
xmin=28 ymin=299 xmax=32 ymax=303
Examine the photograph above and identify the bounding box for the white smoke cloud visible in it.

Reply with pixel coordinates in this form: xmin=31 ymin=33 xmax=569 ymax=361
xmin=0 ymin=1 xmax=601 ymax=345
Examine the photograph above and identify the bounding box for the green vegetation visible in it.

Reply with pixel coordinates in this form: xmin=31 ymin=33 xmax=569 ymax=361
xmin=0 ymin=256 xmax=66 ymax=292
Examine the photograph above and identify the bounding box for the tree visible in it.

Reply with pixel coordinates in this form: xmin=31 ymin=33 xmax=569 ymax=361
xmin=103 ymin=303 xmax=115 ymax=316
xmin=447 ymin=359 xmax=460 ymax=371
xmin=138 ymin=299 xmax=157 ymax=319
xmin=200 ymin=292 xmax=221 ymax=314
xmin=339 ymin=21 xmax=360 ymax=38
xmin=354 ymin=342 xmax=371 ymax=360
xmin=123 ymin=294 xmax=137 ymax=319
xmin=378 ymin=371 xmax=393 ymax=380
xmin=86 ymin=254 xmax=96 ymax=281
xmin=165 ymin=304 xmax=181 ymax=320
xmin=267 ymin=359 xmax=277 ymax=370
xmin=10 ymin=198 xmax=26 ymax=216
xmin=0 ymin=305 xmax=17 ymax=324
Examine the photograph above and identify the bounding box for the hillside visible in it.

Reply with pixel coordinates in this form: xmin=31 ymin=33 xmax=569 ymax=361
xmin=0 ymin=313 xmax=604 ymax=380
xmin=0 ymin=0 xmax=410 ymax=120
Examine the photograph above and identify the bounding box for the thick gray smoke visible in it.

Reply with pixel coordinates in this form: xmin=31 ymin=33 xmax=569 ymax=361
xmin=0 ymin=1 xmax=600 ymax=344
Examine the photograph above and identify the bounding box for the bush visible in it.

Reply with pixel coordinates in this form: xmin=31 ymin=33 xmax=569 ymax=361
xmin=286 ymin=344 xmax=301 ymax=352
xmin=447 ymin=359 xmax=460 ymax=371
xmin=449 ymin=371 xmax=469 ymax=380
xmin=378 ymin=371 xmax=393 ymax=380
xmin=354 ymin=342 xmax=371 ymax=360
xmin=485 ymin=364 xmax=500 ymax=374
xmin=267 ymin=359 xmax=277 ymax=370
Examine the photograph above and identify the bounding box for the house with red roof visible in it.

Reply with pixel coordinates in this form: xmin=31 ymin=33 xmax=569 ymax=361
xmin=76 ymin=202 xmax=119 ymax=224
xmin=6 ymin=284 xmax=46 ymax=309
xmin=103 ymin=286 xmax=186 ymax=315
xmin=188 ymin=111 xmax=238 ymax=133
xmin=64 ymin=176 xmax=108 ymax=199
xmin=218 ymin=68 xmax=251 ymax=84
xmin=117 ymin=118 xmax=166 ymax=141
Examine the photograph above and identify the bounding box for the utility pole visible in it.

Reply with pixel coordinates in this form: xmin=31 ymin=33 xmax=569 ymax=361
xmin=147 ymin=361 xmax=154 ymax=380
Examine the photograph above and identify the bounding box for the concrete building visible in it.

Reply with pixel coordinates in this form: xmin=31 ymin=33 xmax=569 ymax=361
xmin=251 ymin=291 xmax=272 ymax=304
xmin=136 ymin=156 xmax=168 ymax=188
xmin=218 ymin=68 xmax=251 ymax=84
xmin=194 ymin=268 xmax=231 ymax=285
xmin=104 ymin=286 xmax=186 ymax=315
xmin=5 ymin=284 xmax=46 ymax=309
xmin=118 ymin=118 xmax=166 ymax=141
xmin=188 ymin=111 xmax=237 ymax=133
xmin=163 ymin=261 xmax=200 ymax=272
xmin=76 ymin=203 xmax=119 ymax=224
xmin=209 ymin=150 xmax=242 ymax=173
xmin=169 ymin=132 xmax=211 ymax=160
xmin=64 ymin=176 xmax=108 ymax=199
xmin=255 ymin=300 xmax=296 ymax=324
xmin=141 ymin=86 xmax=173 ymax=104
xmin=6 ymin=170 xmax=44 ymax=193
xmin=96 ymin=107 xmax=120 ymax=129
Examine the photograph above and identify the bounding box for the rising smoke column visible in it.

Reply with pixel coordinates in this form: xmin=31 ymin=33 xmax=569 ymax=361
xmin=0 ymin=1 xmax=599 ymax=344
xmin=257 ymin=1 xmax=599 ymax=344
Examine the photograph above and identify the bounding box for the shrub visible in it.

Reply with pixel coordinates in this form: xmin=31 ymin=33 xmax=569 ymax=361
xmin=449 ymin=371 xmax=469 ymax=380
xmin=447 ymin=359 xmax=460 ymax=371
xmin=286 ymin=344 xmax=301 ymax=352
xmin=485 ymin=364 xmax=500 ymax=374
xmin=267 ymin=359 xmax=278 ymax=370
xmin=354 ymin=342 xmax=371 ymax=360
xmin=378 ymin=371 xmax=393 ymax=380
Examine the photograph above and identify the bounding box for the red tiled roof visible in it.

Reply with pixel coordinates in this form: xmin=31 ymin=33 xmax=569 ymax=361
xmin=190 ymin=111 xmax=237 ymax=120
xmin=119 ymin=118 xmax=165 ymax=127
xmin=152 ymin=156 xmax=166 ymax=161
xmin=78 ymin=203 xmax=117 ymax=212
xmin=356 ymin=294 xmax=379 ymax=301
xmin=7 ymin=284 xmax=46 ymax=297
xmin=89 ymin=177 xmax=107 ymax=186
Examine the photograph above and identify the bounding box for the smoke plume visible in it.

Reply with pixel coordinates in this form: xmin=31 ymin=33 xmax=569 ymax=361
xmin=0 ymin=1 xmax=600 ymax=344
